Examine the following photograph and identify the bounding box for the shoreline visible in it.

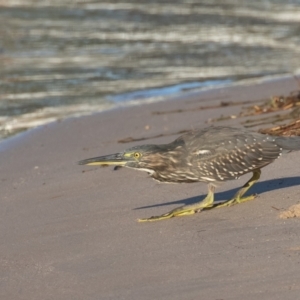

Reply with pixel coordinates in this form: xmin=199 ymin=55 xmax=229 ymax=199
xmin=1 ymin=72 xmax=298 ymax=146
xmin=1 ymin=75 xmax=300 ymax=299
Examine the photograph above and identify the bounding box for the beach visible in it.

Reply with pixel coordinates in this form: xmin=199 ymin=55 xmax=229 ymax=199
xmin=2 ymin=0 xmax=300 ymax=141
xmin=1 ymin=75 xmax=300 ymax=299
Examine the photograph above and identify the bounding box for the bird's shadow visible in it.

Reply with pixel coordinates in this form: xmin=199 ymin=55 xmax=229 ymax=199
xmin=134 ymin=176 xmax=300 ymax=210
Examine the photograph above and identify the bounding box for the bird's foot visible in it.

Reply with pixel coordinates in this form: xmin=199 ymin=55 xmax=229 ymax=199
xmin=214 ymin=193 xmax=258 ymax=208
xmin=138 ymin=186 xmax=215 ymax=222
xmin=137 ymin=206 xmax=201 ymax=222
xmin=138 ymin=191 xmax=215 ymax=222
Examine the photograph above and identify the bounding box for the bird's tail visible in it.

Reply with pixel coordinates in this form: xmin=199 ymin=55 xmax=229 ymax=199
xmin=275 ymin=136 xmax=300 ymax=151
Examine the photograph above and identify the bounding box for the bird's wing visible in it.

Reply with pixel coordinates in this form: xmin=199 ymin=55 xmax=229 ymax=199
xmin=190 ymin=139 xmax=281 ymax=181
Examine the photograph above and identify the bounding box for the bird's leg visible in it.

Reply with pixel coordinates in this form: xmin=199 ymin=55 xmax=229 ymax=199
xmin=215 ymin=169 xmax=261 ymax=208
xmin=138 ymin=184 xmax=215 ymax=222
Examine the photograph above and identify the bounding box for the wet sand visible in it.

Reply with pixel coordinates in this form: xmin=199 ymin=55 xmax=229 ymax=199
xmin=1 ymin=76 xmax=300 ymax=300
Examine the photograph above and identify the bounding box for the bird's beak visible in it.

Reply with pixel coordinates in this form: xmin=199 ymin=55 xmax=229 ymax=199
xmin=78 ymin=153 xmax=127 ymax=167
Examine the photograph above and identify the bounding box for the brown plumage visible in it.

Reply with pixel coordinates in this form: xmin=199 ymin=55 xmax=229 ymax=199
xmin=79 ymin=126 xmax=300 ymax=222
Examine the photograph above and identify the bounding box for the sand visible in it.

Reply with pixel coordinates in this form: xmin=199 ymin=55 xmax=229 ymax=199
xmin=1 ymin=75 xmax=300 ymax=300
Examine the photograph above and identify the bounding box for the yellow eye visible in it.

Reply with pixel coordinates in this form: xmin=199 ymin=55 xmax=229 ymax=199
xmin=134 ymin=152 xmax=141 ymax=159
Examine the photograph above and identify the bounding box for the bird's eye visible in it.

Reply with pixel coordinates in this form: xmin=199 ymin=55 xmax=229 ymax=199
xmin=134 ymin=152 xmax=141 ymax=159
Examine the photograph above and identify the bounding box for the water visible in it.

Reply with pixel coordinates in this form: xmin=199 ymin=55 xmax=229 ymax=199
xmin=1 ymin=0 xmax=300 ymax=140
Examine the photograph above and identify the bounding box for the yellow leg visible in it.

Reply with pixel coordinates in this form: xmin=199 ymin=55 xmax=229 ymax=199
xmin=214 ymin=169 xmax=261 ymax=208
xmin=138 ymin=184 xmax=215 ymax=222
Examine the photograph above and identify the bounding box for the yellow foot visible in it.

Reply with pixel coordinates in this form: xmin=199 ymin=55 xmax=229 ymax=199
xmin=138 ymin=206 xmax=201 ymax=222
xmin=138 ymin=185 xmax=215 ymax=222
xmin=215 ymin=193 xmax=258 ymax=208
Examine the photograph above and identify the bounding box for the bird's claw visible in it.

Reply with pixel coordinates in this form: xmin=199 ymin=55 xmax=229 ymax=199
xmin=137 ymin=207 xmax=200 ymax=222
xmin=214 ymin=193 xmax=258 ymax=208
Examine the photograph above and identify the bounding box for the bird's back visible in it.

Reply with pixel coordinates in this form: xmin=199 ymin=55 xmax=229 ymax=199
xmin=173 ymin=127 xmax=284 ymax=182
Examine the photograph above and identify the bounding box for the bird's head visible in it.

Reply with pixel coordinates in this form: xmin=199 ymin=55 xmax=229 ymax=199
xmin=78 ymin=144 xmax=172 ymax=175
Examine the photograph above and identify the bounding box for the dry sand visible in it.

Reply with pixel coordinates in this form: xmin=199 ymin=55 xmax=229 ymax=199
xmin=1 ymin=76 xmax=300 ymax=300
